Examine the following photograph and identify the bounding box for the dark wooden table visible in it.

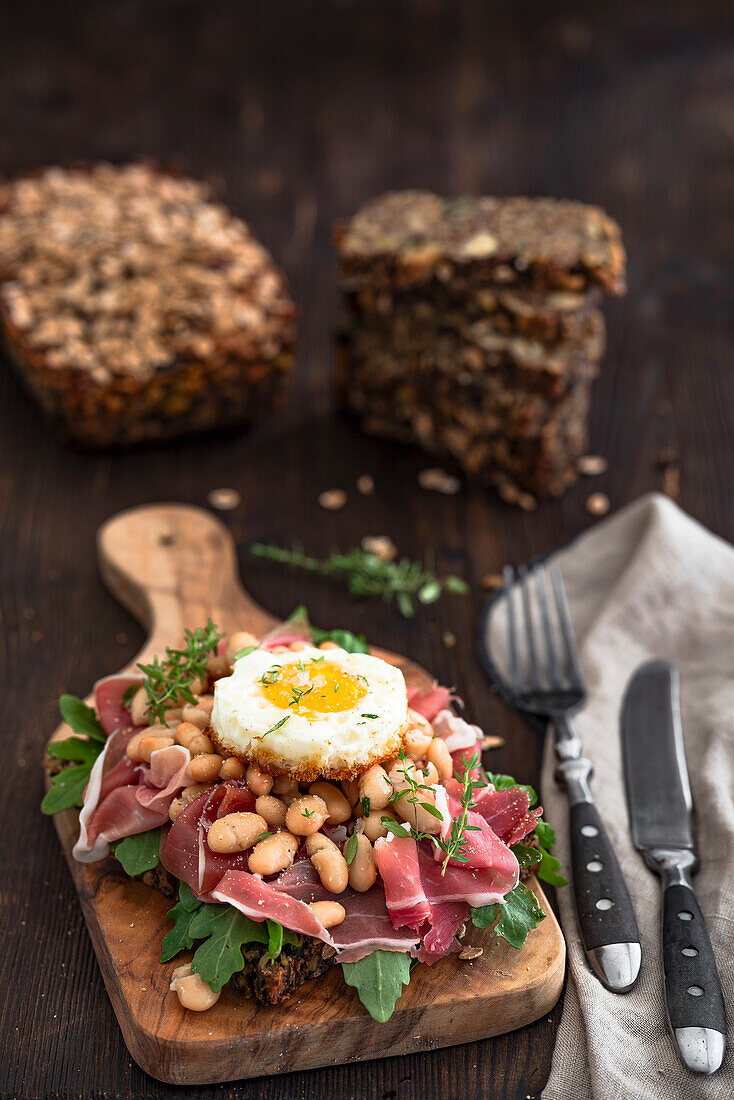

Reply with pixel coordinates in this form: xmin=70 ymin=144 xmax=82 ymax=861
xmin=1 ymin=2 xmax=733 ymax=1097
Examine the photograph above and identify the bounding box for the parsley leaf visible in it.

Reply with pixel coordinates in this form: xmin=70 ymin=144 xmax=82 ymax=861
xmin=341 ymin=950 xmax=412 ymax=1022
xmin=59 ymin=694 xmax=106 ymax=742
xmin=471 ymin=883 xmax=546 ymax=949
xmin=111 ymin=829 xmax=161 ymax=876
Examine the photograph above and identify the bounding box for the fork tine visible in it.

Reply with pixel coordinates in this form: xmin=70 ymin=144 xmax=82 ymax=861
xmin=550 ymin=565 xmax=585 ymax=691
xmin=503 ymin=565 xmax=522 ymax=694
xmin=534 ymin=565 xmax=562 ymax=689
xmin=518 ymin=565 xmax=541 ymax=690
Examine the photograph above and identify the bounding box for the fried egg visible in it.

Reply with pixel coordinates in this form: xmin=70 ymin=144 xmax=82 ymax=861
xmin=210 ymin=645 xmax=409 ymax=780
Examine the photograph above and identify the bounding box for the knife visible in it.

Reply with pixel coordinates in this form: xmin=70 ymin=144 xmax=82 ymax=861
xmin=621 ymin=659 xmax=727 ymax=1074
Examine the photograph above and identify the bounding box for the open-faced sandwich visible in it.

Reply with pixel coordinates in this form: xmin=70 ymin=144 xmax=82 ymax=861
xmin=42 ymin=613 xmax=563 ymax=1022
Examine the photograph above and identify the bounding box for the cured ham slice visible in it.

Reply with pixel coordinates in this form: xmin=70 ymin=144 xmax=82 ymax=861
xmin=212 ymin=870 xmax=334 ymax=945
xmin=74 ymin=741 xmax=190 ymax=861
xmin=407 ymin=684 xmax=452 ymax=723
xmin=276 ymin=860 xmax=420 ymax=963
xmin=373 ymin=835 xmax=431 ymax=929
xmin=94 ymin=675 xmax=140 ymax=737
xmin=161 ymin=781 xmax=256 ymax=900
xmin=464 ymin=784 xmax=542 ymax=846
xmin=419 ymin=844 xmax=518 ymax=908
xmin=413 ymin=901 xmax=467 ymax=964
xmin=435 ymin=792 xmax=518 ymax=873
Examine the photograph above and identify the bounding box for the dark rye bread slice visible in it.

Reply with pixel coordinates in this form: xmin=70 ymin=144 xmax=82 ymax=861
xmin=344 ymin=283 xmax=603 ymax=346
xmin=335 ymin=191 xmax=626 ymax=295
xmin=0 ymin=163 xmax=297 ymax=448
xmin=339 ymin=310 xmax=605 ymax=404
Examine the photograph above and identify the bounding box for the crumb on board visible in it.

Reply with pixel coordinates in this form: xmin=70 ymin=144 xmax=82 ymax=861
xmin=586 ymin=491 xmax=610 ymax=516
xmin=417 ymin=467 xmax=461 ymax=494
xmin=208 ymin=487 xmax=242 ymax=511
xmin=459 ymin=946 xmax=483 ymax=960
xmin=442 ymin=630 xmax=457 ymax=648
xmin=318 ymin=489 xmax=348 ymax=511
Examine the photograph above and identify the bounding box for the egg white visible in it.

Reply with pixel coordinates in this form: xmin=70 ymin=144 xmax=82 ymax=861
xmin=210 ymin=645 xmax=409 ymax=779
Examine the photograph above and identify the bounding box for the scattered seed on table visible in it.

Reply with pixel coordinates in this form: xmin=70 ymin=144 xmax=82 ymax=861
xmin=319 ymin=488 xmax=347 ymax=511
xmin=418 ymin=467 xmax=461 ymax=494
xmin=356 ymin=474 xmax=375 ymax=495
xmin=442 ymin=631 xmax=457 ymax=648
xmin=459 ymin=946 xmax=483 ymax=960
xmin=361 ymin=535 xmax=397 ymax=562
xmin=482 ymin=734 xmax=505 ymax=749
xmin=208 ymin=487 xmax=241 ymax=511
xmin=663 ymin=464 xmax=680 ymax=499
xmin=577 ymin=454 xmax=608 ymax=476
xmin=482 ymin=572 xmax=504 ymax=591
xmin=586 ymin=492 xmax=610 ymax=516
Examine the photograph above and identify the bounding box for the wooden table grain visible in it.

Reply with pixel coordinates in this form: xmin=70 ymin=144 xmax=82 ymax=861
xmin=1 ymin=2 xmax=733 ymax=1098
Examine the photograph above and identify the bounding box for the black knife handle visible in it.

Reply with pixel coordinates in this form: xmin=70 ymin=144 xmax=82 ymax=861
xmin=569 ymin=799 xmax=640 ymax=954
xmin=662 ymin=881 xmax=726 ymax=1035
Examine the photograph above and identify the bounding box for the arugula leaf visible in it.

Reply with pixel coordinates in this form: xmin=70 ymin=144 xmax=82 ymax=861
xmin=471 ymin=883 xmax=546 ymax=949
xmin=160 ymin=883 xmax=203 ymax=962
xmin=111 ymin=829 xmax=161 ymax=876
xmin=341 ymin=950 xmax=412 ymax=1022
xmin=189 ymin=905 xmax=269 ymax=992
xmin=534 ymin=817 xmax=556 ymax=849
xmin=310 ymin=626 xmax=369 ymax=654
xmin=485 ymin=771 xmax=537 ymax=805
xmin=59 ymin=694 xmax=107 ymax=742
xmin=265 ymin=919 xmax=298 ymax=960
xmin=511 ymin=842 xmax=542 ymax=869
xmin=41 ymin=762 xmax=94 ymax=815
xmin=122 ymin=683 xmax=138 ymax=708
xmin=46 ymin=736 xmax=101 ymax=764
xmin=536 ymin=846 xmax=568 ymax=887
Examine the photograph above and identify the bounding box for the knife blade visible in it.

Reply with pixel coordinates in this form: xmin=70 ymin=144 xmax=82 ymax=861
xmin=621 ymin=659 xmax=726 ymax=1075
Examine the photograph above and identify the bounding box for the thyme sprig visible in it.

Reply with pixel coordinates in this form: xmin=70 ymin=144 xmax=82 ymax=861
xmin=381 ymin=749 xmax=484 ymax=875
xmin=136 ymin=620 xmax=224 ymax=725
xmin=250 ymin=542 xmax=468 ymax=618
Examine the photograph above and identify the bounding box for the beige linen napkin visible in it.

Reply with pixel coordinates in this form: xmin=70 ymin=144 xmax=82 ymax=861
xmin=485 ymin=493 xmax=733 ymax=1098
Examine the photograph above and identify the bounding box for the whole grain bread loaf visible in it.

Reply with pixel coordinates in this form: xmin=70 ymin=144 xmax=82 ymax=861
xmin=0 ymin=163 xmax=297 ymax=447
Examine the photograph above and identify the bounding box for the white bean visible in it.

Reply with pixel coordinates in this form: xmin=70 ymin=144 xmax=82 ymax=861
xmin=255 ymin=794 xmax=288 ymax=829
xmin=246 ymin=763 xmax=274 ymax=796
xmin=426 ymin=737 xmax=453 ymax=780
xmin=309 ymin=781 xmax=351 ymax=824
xmin=248 ymin=831 xmax=298 ymax=876
xmin=170 ymin=963 xmax=220 ymax=1011
xmin=310 ymin=846 xmax=349 ymax=894
xmin=285 ymin=795 xmax=328 ymax=836
xmin=347 ymin=833 xmax=377 ymax=892
xmin=207 ymin=811 xmax=267 ymax=853
xmin=358 ymin=764 xmax=392 ymax=811
xmin=308 ymin=900 xmax=346 ymax=928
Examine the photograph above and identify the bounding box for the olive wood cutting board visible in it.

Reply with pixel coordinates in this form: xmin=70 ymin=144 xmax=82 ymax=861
xmin=46 ymin=503 xmax=565 ymax=1085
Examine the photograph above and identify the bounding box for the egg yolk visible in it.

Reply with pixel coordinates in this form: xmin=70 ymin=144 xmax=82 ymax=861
xmin=260 ymin=660 xmax=367 ymax=717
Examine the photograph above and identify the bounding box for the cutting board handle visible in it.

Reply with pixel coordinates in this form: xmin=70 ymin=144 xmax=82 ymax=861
xmin=97 ymin=503 xmax=277 ymax=668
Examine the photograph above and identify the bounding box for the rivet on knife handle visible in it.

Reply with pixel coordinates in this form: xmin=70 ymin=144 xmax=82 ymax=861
xmin=559 ymin=757 xmax=641 ymax=992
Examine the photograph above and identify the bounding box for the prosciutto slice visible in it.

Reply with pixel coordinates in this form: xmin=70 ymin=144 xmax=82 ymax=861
xmin=276 ymin=860 xmax=419 ymax=963
xmin=432 ymin=710 xmax=479 ymax=754
xmin=94 ymin=675 xmax=140 ymax=737
xmin=74 ymin=741 xmax=190 ymax=861
xmin=435 ymin=792 xmax=518 ymax=872
xmin=212 ymin=870 xmax=334 ymax=944
xmin=161 ymin=781 xmax=256 ymax=900
xmin=373 ymin=835 xmax=431 ymax=929
xmin=419 ymin=844 xmax=518 ymax=908
xmin=407 ymin=684 xmax=452 ymax=723
xmin=413 ymin=901 xmax=467 ymax=964
xmin=462 ymin=784 xmax=543 ymax=846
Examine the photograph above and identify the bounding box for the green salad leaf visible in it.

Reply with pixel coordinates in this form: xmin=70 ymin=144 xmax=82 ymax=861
xmin=41 ymin=762 xmax=95 ymax=815
xmin=485 ymin=770 xmax=537 ymax=805
xmin=160 ymin=883 xmax=297 ymax=990
xmin=59 ymin=694 xmax=107 ymax=742
xmin=511 ymin=842 xmax=543 ymax=869
xmin=471 ymin=883 xmax=546 ymax=949
xmin=341 ymin=950 xmax=412 ymax=1022
xmin=111 ymin=829 xmax=161 ymax=876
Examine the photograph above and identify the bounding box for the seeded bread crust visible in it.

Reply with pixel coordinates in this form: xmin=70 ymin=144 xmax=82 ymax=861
xmin=0 ymin=163 xmax=296 ymax=447
xmin=335 ymin=191 xmax=626 ymax=294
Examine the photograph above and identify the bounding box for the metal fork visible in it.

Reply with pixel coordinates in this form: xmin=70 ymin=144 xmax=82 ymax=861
xmin=503 ymin=562 xmax=641 ymax=993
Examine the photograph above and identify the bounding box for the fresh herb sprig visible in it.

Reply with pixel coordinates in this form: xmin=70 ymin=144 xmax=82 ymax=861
xmin=437 ymin=752 xmax=483 ymax=874
xmin=136 ymin=619 xmax=223 ymax=724
xmin=252 ymin=543 xmax=468 ymax=618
